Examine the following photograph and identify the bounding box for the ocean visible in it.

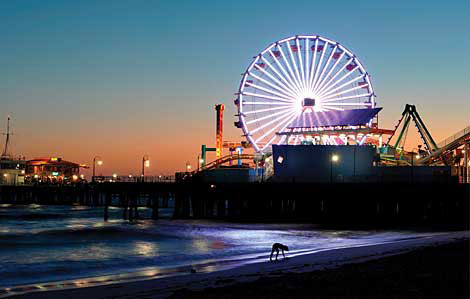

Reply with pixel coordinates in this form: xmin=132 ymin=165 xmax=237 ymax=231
xmin=0 ymin=203 xmax=443 ymax=292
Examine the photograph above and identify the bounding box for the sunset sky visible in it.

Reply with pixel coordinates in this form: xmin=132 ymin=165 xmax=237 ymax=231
xmin=1 ymin=0 xmax=469 ymax=176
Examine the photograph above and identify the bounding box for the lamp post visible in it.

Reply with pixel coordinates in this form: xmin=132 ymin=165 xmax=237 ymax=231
xmin=330 ymin=154 xmax=339 ymax=183
xmin=92 ymin=156 xmax=103 ymax=182
xmin=186 ymin=162 xmax=191 ymax=173
xmin=410 ymin=146 xmax=421 ymax=184
xmin=142 ymin=155 xmax=150 ymax=181
xmin=198 ymin=156 xmax=204 ymax=172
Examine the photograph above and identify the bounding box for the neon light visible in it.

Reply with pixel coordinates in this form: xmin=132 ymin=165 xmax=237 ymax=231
xmin=305 ymin=38 xmax=309 ymax=88
xmin=243 ymin=105 xmax=293 ymax=115
xmin=296 ymin=38 xmax=306 ymax=90
xmin=313 ymin=45 xmax=338 ymax=92
xmin=308 ymin=38 xmax=318 ymax=91
xmin=244 ymin=82 xmax=296 ymax=101
xmin=286 ymin=40 xmax=303 ymax=91
xmin=242 ymin=91 xmax=294 ymax=103
xmin=315 ymin=57 xmax=354 ymax=96
xmin=317 ymin=67 xmax=360 ymax=98
xmin=311 ymin=41 xmax=328 ymax=93
xmin=250 ymin=109 xmax=296 ymax=135
xmin=321 ymin=93 xmax=373 ymax=103
xmin=249 ymin=73 xmax=295 ymax=99
xmin=258 ymin=57 xmax=296 ymax=94
xmin=323 ymin=102 xmax=372 ymax=106
xmin=320 ymin=84 xmax=368 ymax=101
xmin=318 ymin=74 xmax=365 ymax=99
xmin=246 ymin=108 xmax=295 ymax=125
xmin=264 ymin=53 xmax=301 ymax=94
xmin=315 ymin=52 xmax=345 ymax=92
xmin=277 ymin=44 xmax=303 ymax=92
xmin=254 ymin=111 xmax=298 ymax=143
xmin=242 ymin=101 xmax=293 ymax=105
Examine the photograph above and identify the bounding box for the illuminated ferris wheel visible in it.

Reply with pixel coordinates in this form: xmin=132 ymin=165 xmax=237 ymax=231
xmin=234 ymin=35 xmax=375 ymax=152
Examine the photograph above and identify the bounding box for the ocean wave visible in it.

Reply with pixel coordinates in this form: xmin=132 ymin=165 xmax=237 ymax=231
xmin=0 ymin=213 xmax=68 ymax=220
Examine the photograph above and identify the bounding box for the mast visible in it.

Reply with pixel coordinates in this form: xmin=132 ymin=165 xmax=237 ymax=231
xmin=1 ymin=116 xmax=11 ymax=158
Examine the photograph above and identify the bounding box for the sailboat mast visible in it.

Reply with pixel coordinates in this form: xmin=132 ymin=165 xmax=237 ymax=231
xmin=1 ymin=116 xmax=10 ymax=158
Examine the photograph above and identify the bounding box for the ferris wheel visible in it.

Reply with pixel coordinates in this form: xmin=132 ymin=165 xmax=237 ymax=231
xmin=235 ymin=35 xmax=375 ymax=152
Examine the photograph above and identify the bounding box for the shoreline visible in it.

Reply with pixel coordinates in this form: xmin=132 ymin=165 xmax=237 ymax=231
xmin=6 ymin=230 xmax=469 ymax=299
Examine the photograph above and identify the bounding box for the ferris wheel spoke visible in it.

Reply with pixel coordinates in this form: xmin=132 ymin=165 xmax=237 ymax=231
xmin=296 ymin=38 xmax=306 ymax=91
xmin=277 ymin=45 xmax=303 ymax=92
xmin=241 ymin=91 xmax=294 ymax=103
xmin=308 ymin=39 xmax=319 ymax=91
xmin=324 ymin=102 xmax=373 ymax=106
xmin=243 ymin=105 xmax=293 ymax=115
xmin=277 ymin=135 xmax=287 ymax=145
xmin=246 ymin=107 xmax=296 ymax=125
xmin=322 ymin=93 xmax=372 ymax=105
xmin=250 ymin=109 xmax=296 ymax=136
xmin=304 ymin=38 xmax=310 ymax=88
xmin=321 ymin=93 xmax=373 ymax=103
xmin=286 ymin=41 xmax=304 ymax=91
xmin=313 ymin=45 xmax=337 ymax=92
xmin=317 ymin=66 xmax=360 ymax=98
xmin=242 ymin=101 xmax=292 ymax=105
xmin=256 ymin=111 xmax=299 ymax=145
xmin=249 ymin=73 xmax=296 ymax=99
xmin=318 ymin=74 xmax=365 ymax=99
xmin=315 ymin=52 xmax=345 ymax=93
xmin=253 ymin=62 xmax=298 ymax=97
xmin=315 ymin=57 xmax=354 ymax=96
xmin=320 ymin=85 xmax=368 ymax=101
xmin=263 ymin=54 xmax=300 ymax=95
xmin=245 ymin=81 xmax=296 ymax=101
xmin=311 ymin=41 xmax=328 ymax=93
xmin=321 ymin=105 xmax=344 ymax=111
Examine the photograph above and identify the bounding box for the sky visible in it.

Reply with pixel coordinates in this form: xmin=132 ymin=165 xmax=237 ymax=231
xmin=1 ymin=0 xmax=469 ymax=176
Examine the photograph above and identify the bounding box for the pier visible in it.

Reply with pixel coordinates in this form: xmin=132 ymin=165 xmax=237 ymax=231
xmin=1 ymin=182 xmax=468 ymax=227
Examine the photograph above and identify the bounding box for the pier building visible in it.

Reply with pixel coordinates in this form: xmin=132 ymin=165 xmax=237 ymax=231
xmin=25 ymin=157 xmax=81 ymax=183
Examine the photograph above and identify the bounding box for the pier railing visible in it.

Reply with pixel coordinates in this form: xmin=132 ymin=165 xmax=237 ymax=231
xmin=437 ymin=125 xmax=470 ymax=148
xmin=93 ymin=175 xmax=175 ymax=183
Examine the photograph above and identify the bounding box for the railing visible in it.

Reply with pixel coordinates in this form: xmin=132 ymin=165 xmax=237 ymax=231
xmin=93 ymin=175 xmax=175 ymax=183
xmin=200 ymin=154 xmax=255 ymax=171
xmin=437 ymin=125 xmax=470 ymax=148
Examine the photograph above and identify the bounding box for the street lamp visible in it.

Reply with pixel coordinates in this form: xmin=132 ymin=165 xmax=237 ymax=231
xmin=330 ymin=154 xmax=339 ymax=183
xmin=92 ymin=156 xmax=103 ymax=182
xmin=142 ymin=155 xmax=150 ymax=180
xmin=186 ymin=162 xmax=192 ymax=172
xmin=410 ymin=146 xmax=421 ymax=184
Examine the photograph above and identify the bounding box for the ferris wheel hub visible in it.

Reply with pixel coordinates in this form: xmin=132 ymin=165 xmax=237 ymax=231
xmin=302 ymin=98 xmax=316 ymax=107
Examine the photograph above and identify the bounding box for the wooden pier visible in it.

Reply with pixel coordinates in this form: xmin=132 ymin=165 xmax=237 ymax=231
xmin=0 ymin=182 xmax=468 ymax=227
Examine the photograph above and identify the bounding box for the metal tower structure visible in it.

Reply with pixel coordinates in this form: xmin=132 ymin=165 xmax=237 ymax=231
xmin=386 ymin=104 xmax=438 ymax=154
xmin=215 ymin=104 xmax=224 ymax=158
xmin=1 ymin=116 xmax=11 ymax=159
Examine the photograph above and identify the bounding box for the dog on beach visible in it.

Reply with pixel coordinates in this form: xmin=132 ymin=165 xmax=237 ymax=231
xmin=270 ymin=243 xmax=289 ymax=261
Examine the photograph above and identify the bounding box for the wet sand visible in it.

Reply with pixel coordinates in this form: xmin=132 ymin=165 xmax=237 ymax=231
xmin=8 ymin=231 xmax=469 ymax=299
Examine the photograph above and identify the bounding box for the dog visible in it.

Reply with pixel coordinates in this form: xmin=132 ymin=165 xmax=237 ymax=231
xmin=270 ymin=243 xmax=289 ymax=261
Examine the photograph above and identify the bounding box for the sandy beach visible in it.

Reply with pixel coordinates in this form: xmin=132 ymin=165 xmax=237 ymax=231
xmin=6 ymin=230 xmax=468 ymax=299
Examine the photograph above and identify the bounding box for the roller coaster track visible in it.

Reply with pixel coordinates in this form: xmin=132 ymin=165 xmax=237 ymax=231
xmin=418 ymin=125 xmax=470 ymax=165
xmin=198 ymin=154 xmax=256 ymax=172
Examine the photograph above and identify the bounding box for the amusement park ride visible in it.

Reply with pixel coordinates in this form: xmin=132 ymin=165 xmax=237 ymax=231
xmin=195 ymin=34 xmax=469 ymax=180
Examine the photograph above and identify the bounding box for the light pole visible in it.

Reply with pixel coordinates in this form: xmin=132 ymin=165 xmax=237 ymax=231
xmin=198 ymin=156 xmax=204 ymax=172
xmin=410 ymin=146 xmax=421 ymax=184
xmin=92 ymin=156 xmax=103 ymax=182
xmin=186 ymin=162 xmax=191 ymax=173
xmin=142 ymin=155 xmax=150 ymax=181
xmin=330 ymin=154 xmax=339 ymax=183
